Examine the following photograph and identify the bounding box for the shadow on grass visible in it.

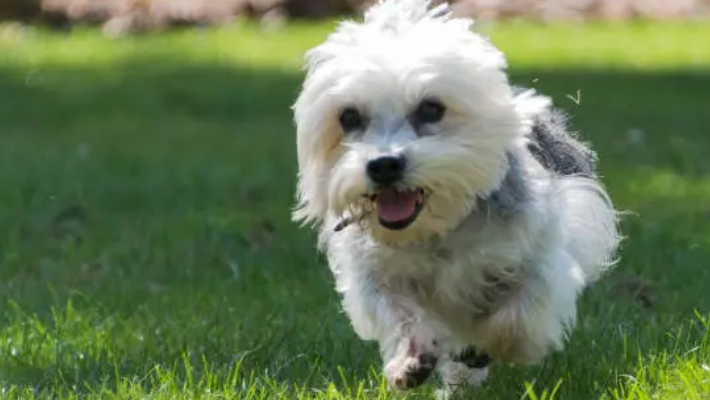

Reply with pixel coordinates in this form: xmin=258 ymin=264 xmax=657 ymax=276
xmin=0 ymin=56 xmax=708 ymax=398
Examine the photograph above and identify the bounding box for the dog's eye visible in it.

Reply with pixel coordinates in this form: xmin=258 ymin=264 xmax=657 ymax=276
xmin=414 ymin=99 xmax=446 ymax=124
xmin=339 ymin=107 xmax=365 ymax=132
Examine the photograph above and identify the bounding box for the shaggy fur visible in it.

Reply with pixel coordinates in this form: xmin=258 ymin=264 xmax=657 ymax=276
xmin=292 ymin=0 xmax=620 ymax=392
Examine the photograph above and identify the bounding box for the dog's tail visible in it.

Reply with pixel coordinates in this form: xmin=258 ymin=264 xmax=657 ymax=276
xmin=557 ymin=177 xmax=621 ymax=284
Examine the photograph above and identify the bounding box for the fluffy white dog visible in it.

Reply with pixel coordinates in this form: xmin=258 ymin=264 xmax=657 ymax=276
xmin=292 ymin=0 xmax=620 ymax=392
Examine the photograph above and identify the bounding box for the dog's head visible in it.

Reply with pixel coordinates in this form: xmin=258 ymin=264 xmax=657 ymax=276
xmin=293 ymin=0 xmax=549 ymax=244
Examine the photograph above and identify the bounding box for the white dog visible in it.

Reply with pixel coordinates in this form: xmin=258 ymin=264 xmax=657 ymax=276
xmin=292 ymin=0 xmax=620 ymax=393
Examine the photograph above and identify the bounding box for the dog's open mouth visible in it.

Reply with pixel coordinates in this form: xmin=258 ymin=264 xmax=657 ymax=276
xmin=371 ymin=188 xmax=425 ymax=230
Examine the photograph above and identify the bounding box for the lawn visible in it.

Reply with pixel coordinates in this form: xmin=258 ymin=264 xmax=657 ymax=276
xmin=0 ymin=19 xmax=709 ymax=400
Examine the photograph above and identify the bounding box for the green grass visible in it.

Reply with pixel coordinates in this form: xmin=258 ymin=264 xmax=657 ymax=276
xmin=0 ymin=19 xmax=709 ymax=399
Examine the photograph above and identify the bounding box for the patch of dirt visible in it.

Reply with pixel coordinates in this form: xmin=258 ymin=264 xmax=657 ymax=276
xmin=611 ymin=274 xmax=658 ymax=309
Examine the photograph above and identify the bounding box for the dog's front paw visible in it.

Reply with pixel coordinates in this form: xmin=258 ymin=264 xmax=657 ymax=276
xmin=452 ymin=346 xmax=492 ymax=369
xmin=385 ymin=352 xmax=438 ymax=390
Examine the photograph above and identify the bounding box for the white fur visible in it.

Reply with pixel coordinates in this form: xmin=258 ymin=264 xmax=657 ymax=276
xmin=292 ymin=0 xmax=620 ymax=392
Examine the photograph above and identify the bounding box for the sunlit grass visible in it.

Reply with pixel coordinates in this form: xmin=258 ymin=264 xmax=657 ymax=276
xmin=2 ymin=20 xmax=710 ymax=69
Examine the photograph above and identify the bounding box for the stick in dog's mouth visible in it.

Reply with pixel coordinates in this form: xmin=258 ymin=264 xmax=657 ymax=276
xmin=334 ymin=188 xmax=431 ymax=232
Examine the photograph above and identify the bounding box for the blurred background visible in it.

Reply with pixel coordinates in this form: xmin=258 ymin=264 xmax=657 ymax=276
xmin=0 ymin=1 xmax=709 ymax=399
xmin=3 ymin=0 xmax=710 ymax=34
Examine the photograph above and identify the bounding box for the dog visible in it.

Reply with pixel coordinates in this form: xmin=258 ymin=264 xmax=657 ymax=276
xmin=291 ymin=0 xmax=620 ymax=393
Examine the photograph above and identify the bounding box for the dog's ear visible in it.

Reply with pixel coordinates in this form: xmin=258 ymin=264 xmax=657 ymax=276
xmin=292 ymin=42 xmax=340 ymax=229
xmin=292 ymin=162 xmax=329 ymax=228
xmin=513 ymin=89 xmax=551 ymax=134
xmin=292 ymin=92 xmax=331 ymax=228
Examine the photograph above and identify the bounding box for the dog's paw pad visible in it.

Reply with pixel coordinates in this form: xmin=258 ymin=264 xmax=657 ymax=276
xmin=386 ymin=352 xmax=437 ymax=390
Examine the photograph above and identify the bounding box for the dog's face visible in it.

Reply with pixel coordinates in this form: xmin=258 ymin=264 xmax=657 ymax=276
xmin=293 ymin=0 xmax=548 ymax=243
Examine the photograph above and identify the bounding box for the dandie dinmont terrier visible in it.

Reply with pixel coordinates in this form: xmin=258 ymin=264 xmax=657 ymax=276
xmin=291 ymin=0 xmax=621 ymax=392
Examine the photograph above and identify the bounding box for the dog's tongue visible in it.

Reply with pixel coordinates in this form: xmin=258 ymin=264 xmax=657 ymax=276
xmin=376 ymin=188 xmax=418 ymax=223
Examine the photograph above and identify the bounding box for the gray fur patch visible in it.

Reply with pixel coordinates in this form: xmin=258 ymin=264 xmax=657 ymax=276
xmin=527 ymin=108 xmax=598 ymax=178
xmin=475 ymin=94 xmax=600 ymax=220
xmin=476 ymin=152 xmax=530 ymax=219
xmin=510 ymin=85 xmax=598 ymax=178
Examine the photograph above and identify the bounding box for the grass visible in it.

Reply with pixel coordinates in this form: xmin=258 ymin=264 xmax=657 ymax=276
xmin=0 ymin=18 xmax=709 ymax=400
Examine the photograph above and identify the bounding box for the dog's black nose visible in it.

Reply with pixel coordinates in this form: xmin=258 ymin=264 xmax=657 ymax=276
xmin=366 ymin=156 xmax=406 ymax=186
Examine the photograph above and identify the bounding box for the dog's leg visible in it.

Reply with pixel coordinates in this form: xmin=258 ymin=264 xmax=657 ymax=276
xmin=436 ymin=346 xmax=491 ymax=397
xmin=340 ymin=276 xmax=439 ymax=390
xmin=451 ymin=345 xmax=492 ymax=369
xmin=382 ymin=333 xmax=439 ymax=390
xmin=478 ymin=250 xmax=584 ymax=365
